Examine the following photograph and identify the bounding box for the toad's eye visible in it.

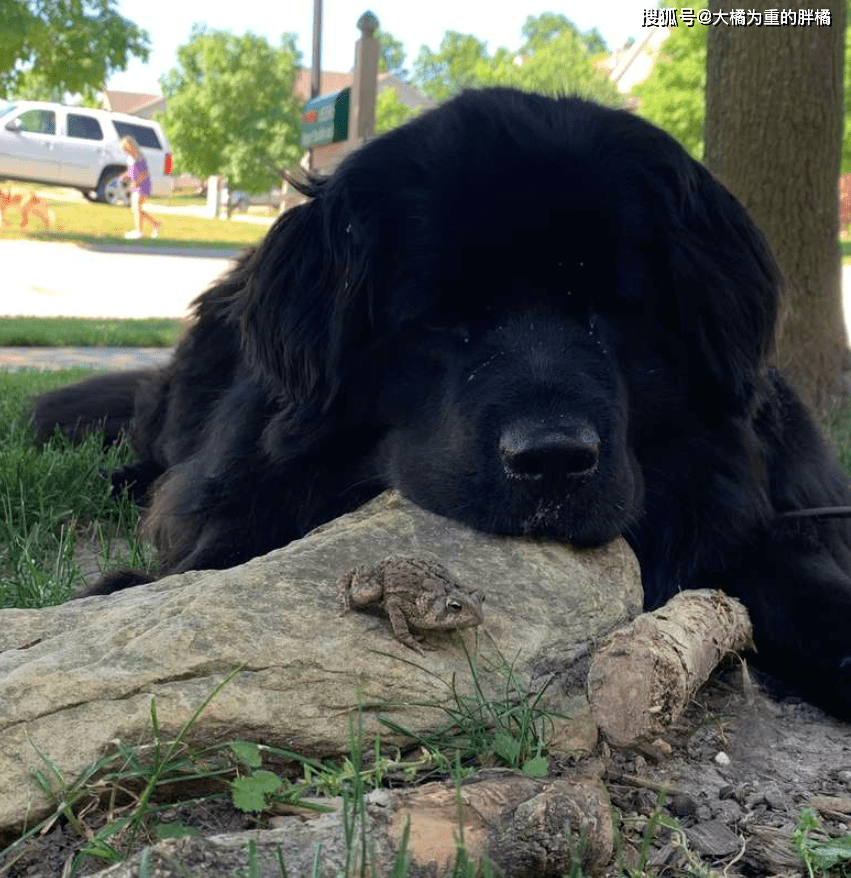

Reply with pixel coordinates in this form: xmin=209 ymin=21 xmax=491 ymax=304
xmin=446 ymin=598 xmax=464 ymax=612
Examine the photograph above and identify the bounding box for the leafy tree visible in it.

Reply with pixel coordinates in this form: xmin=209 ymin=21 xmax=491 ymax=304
xmin=0 ymin=0 xmax=149 ymax=99
xmin=633 ymin=21 xmax=707 ymax=159
xmin=485 ymin=29 xmax=619 ymax=103
xmin=375 ymin=87 xmax=422 ymax=134
xmin=412 ymin=14 xmax=619 ymax=105
xmin=412 ymin=32 xmax=491 ymax=102
xmin=520 ymin=13 xmax=608 ymax=57
xmin=159 ymin=26 xmax=302 ymax=193
xmin=634 ymin=4 xmax=851 ymax=167
xmin=377 ymin=29 xmax=407 ymax=79
xmin=580 ymin=28 xmax=609 ymax=57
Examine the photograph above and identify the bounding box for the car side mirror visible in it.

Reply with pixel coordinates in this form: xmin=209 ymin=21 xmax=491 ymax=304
xmin=5 ymin=119 xmax=22 ymax=132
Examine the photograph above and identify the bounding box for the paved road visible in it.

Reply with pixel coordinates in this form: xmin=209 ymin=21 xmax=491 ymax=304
xmin=1 ymin=239 xmax=240 ymax=320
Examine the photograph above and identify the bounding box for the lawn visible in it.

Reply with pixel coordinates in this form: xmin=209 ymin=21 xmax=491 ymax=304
xmin=0 ymin=369 xmax=150 ymax=609
xmin=0 ymin=190 xmax=270 ymax=250
xmin=0 ymin=316 xmax=184 ymax=347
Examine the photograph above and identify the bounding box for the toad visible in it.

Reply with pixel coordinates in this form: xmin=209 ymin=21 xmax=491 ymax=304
xmin=336 ymin=555 xmax=484 ymax=654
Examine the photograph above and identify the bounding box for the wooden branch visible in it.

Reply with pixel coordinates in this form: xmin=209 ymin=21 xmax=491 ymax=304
xmin=587 ymin=590 xmax=754 ymax=747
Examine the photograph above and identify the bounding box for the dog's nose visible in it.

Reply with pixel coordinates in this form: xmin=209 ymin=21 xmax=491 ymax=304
xmin=499 ymin=421 xmax=600 ymax=480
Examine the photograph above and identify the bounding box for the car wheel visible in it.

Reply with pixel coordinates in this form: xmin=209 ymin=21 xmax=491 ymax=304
xmin=82 ymin=190 xmax=99 ymax=202
xmin=98 ymin=171 xmax=130 ymax=207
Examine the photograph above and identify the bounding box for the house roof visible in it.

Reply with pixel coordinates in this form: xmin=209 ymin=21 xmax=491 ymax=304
xmin=601 ymin=25 xmax=670 ymax=94
xmin=101 ymin=90 xmax=164 ymax=115
xmin=294 ymin=69 xmax=354 ymax=102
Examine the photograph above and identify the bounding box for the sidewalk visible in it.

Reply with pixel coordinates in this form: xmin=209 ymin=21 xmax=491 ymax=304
xmin=0 ymin=346 xmax=173 ymax=371
xmin=2 ymin=240 xmax=237 ymax=319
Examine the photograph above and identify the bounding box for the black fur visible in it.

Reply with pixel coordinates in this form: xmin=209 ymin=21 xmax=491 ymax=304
xmin=32 ymin=88 xmax=851 ymax=716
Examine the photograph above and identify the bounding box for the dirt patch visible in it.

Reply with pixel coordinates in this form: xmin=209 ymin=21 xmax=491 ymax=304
xmin=2 ymin=663 xmax=850 ymax=877
xmin=606 ymin=662 xmax=851 ymax=875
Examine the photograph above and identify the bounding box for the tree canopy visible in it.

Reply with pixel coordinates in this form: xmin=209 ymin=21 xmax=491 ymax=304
xmin=0 ymin=0 xmax=150 ymax=99
xmin=634 ymin=9 xmax=851 ymax=168
xmin=375 ymin=87 xmax=421 ymax=134
xmin=633 ymin=21 xmax=707 ymax=159
xmin=411 ymin=13 xmax=620 ymax=105
xmin=159 ymin=26 xmax=302 ymax=192
xmin=377 ymin=29 xmax=407 ymax=79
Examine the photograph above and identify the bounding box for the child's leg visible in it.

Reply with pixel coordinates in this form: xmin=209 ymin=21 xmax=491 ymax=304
xmin=131 ymin=191 xmax=143 ymax=231
xmin=136 ymin=194 xmax=161 ymax=233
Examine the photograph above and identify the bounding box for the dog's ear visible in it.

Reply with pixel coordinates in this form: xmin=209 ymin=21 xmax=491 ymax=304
xmin=226 ymin=179 xmax=374 ymax=418
xmin=663 ymin=154 xmax=782 ymax=411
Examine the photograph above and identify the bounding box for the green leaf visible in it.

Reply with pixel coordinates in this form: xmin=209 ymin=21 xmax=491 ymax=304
xmin=153 ymin=820 xmax=202 ymax=840
xmin=493 ymin=732 xmax=522 ymax=766
xmin=230 ymin=741 xmax=263 ymax=769
xmin=521 ymin=754 xmax=549 ymax=778
xmin=807 ymin=834 xmax=851 ymax=870
xmin=231 ymin=770 xmax=283 ymax=813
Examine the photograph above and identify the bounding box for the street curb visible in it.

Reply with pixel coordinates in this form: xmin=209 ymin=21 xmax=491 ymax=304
xmin=76 ymin=243 xmax=245 ymax=260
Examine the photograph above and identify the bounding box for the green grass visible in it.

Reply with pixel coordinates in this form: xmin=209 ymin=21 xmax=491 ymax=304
xmin=0 ymin=316 xmax=184 ymax=347
xmin=0 ymin=194 xmax=268 ymax=249
xmin=0 ymin=369 xmax=153 ymax=607
xmin=158 ymin=192 xmax=207 ymax=207
xmin=826 ymin=402 xmax=851 ymax=474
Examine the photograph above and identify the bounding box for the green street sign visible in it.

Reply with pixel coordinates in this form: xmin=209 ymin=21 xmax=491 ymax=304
xmin=300 ymin=88 xmax=350 ymax=149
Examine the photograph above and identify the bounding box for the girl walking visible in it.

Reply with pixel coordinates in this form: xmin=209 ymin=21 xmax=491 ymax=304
xmin=119 ymin=135 xmax=162 ymax=239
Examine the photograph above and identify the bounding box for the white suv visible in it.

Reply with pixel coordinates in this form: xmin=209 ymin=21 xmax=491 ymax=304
xmin=0 ymin=100 xmax=173 ymax=205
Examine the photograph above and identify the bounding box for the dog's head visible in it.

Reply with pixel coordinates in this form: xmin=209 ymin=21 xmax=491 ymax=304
xmin=227 ymin=88 xmax=782 ymax=543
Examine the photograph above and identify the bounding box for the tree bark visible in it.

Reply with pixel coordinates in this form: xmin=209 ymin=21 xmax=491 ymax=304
xmin=704 ymin=0 xmax=847 ymax=417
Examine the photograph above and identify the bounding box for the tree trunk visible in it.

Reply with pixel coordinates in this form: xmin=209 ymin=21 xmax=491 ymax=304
xmin=704 ymin=0 xmax=847 ymax=417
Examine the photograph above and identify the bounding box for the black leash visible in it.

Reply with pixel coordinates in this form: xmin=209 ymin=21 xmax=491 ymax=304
xmin=778 ymin=507 xmax=851 ymax=520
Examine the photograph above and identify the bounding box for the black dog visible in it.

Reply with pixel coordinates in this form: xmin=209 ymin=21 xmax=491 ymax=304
xmin=33 ymin=88 xmax=851 ymax=716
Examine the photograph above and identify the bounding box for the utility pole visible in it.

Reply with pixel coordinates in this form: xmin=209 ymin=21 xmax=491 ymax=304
xmin=311 ymin=0 xmax=322 ymax=99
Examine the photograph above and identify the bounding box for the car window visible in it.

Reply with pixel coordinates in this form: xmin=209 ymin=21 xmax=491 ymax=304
xmin=113 ymin=121 xmax=162 ymax=150
xmin=0 ymin=103 xmax=15 ymax=119
xmin=68 ymin=113 xmax=104 ymax=140
xmin=17 ymin=109 xmax=56 ymax=135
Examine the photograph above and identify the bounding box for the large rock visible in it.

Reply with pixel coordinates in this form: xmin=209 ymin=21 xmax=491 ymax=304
xmin=0 ymin=491 xmax=642 ymax=831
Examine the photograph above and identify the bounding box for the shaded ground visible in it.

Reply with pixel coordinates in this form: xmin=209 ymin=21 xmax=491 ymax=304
xmin=606 ymin=663 xmax=851 ymax=876
xmin=2 ymin=662 xmax=849 ymax=877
